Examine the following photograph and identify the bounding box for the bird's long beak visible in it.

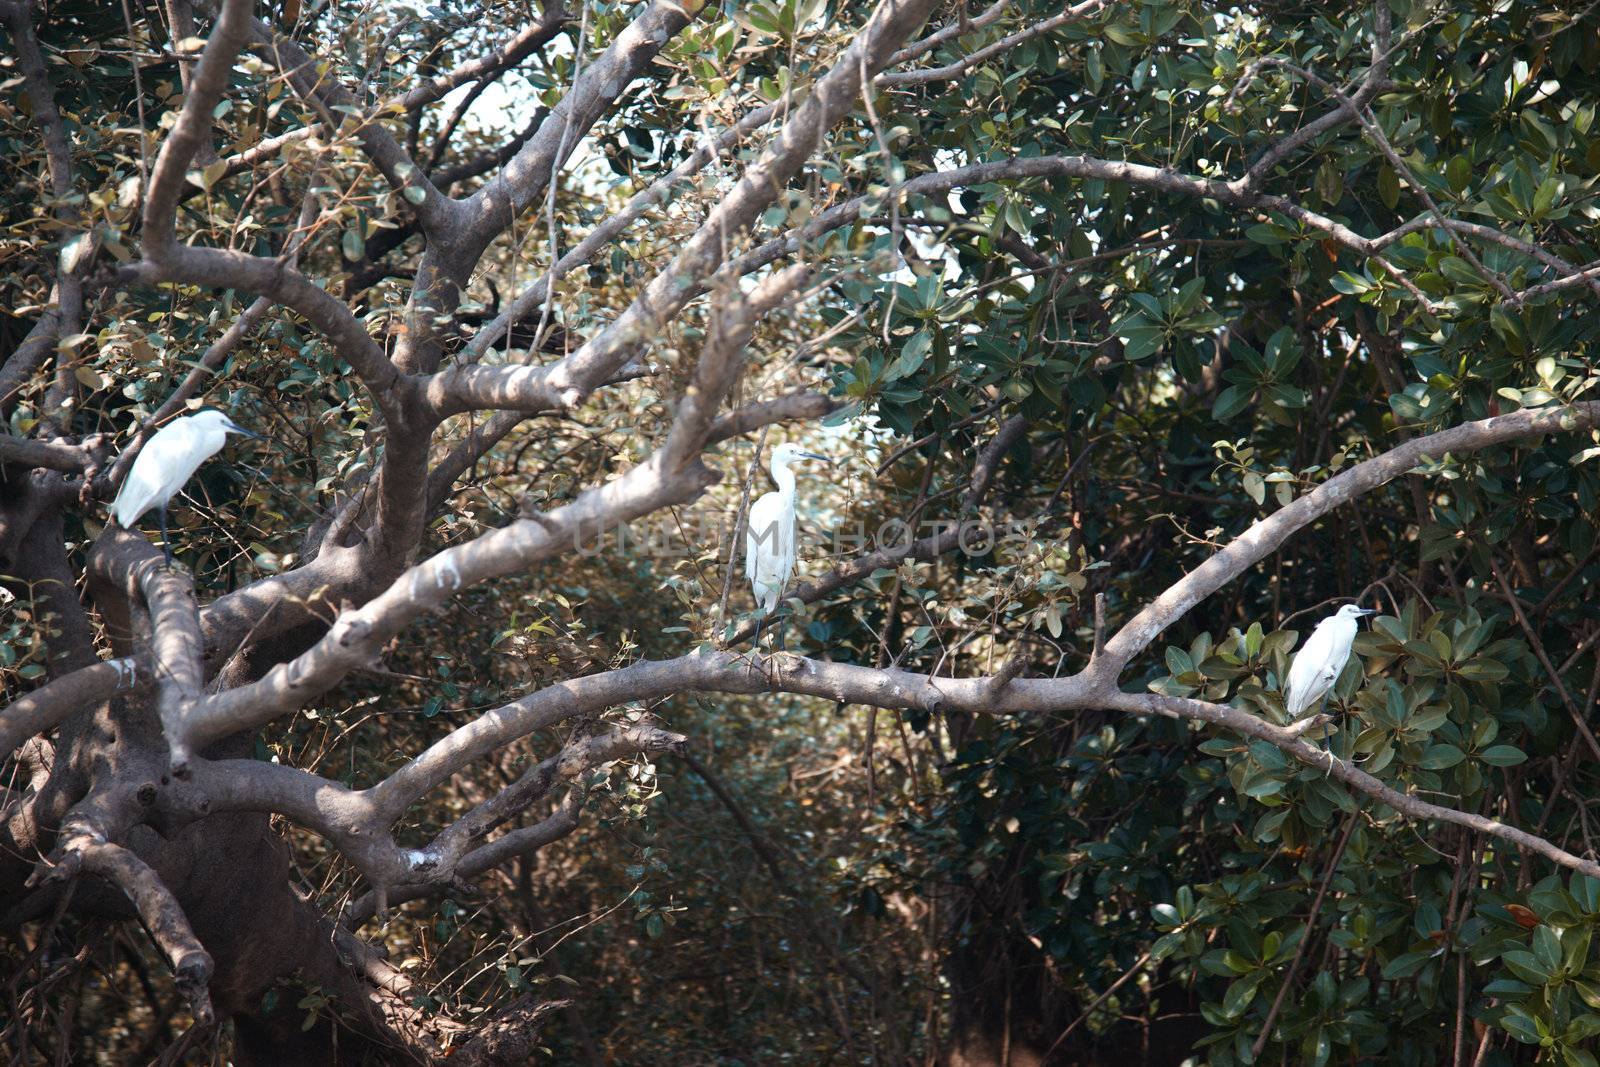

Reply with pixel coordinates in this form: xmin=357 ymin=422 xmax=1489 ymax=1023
xmin=226 ymin=422 xmax=264 ymax=441
xmin=797 ymin=451 xmax=831 ymax=463
xmin=1356 ymin=607 xmax=1376 ymax=616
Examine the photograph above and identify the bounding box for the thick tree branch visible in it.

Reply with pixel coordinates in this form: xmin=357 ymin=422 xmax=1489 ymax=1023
xmin=398 ymin=6 xmax=570 ymax=111
xmin=878 ymin=0 xmax=1108 ymax=86
xmin=135 ymin=560 xmax=206 ymax=763
xmin=43 ymin=839 xmax=215 ymax=1023
xmin=460 ymin=0 xmax=706 ymax=250
xmin=229 ymin=7 xmax=456 ymax=235
xmin=0 ymin=660 xmax=146 ymax=764
xmin=454 ymin=101 xmax=782 ymax=367
xmin=0 ymin=435 xmax=94 ymax=474
xmin=706 ymin=392 xmax=843 ymax=446
xmin=343 ymin=791 xmax=584 ymax=926
xmin=451 ymin=0 xmax=941 ymax=419
xmin=143 ymin=0 xmax=252 ymax=259
xmin=2 ymin=1 xmax=85 ymax=425
xmin=1106 ymin=692 xmax=1600 ymax=881
xmin=1096 ymin=400 xmax=1600 ymax=680
xmin=125 ymin=249 xmax=404 ymax=413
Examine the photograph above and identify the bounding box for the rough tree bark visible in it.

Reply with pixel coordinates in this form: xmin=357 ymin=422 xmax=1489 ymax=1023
xmin=3 ymin=0 xmax=1598 ymax=1061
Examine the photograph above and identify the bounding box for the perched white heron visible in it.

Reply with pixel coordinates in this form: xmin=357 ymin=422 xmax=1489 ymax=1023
xmin=1283 ymin=603 xmax=1374 ymax=751
xmin=111 ymin=409 xmax=261 ymax=563
xmin=745 ymin=442 xmax=829 ymax=642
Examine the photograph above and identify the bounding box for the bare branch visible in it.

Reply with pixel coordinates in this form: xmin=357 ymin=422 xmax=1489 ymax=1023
xmin=0 ymin=659 xmax=145 ymax=764
xmin=45 ymin=839 xmax=215 ymax=1023
xmin=397 ymin=724 xmax=683 ymax=890
xmin=1508 ymin=260 xmax=1600 ymax=306
xmin=143 ymin=0 xmax=253 ymax=260
xmin=1234 ymin=3 xmax=1392 ymax=189
xmin=397 ymin=6 xmax=570 ymax=111
xmin=229 ymin=8 xmax=457 ymax=234
xmin=0 ymin=436 xmax=95 ymax=474
xmin=1240 ymin=53 xmax=1514 ymax=300
xmin=360 ymin=634 xmax=1600 ymax=887
xmin=460 ymin=0 xmax=705 ymax=250
xmin=1106 ymin=691 xmax=1600 ymax=881
xmin=455 ymin=101 xmax=782 ymax=368
xmin=480 ymin=0 xmax=943 ymax=416
xmin=878 ymin=0 xmax=1109 ymax=87
xmin=884 ymin=0 xmax=1011 ymax=68
xmin=1096 ymin=400 xmax=1600 ymax=681
xmin=960 ymin=414 xmax=1028 ymax=514
xmin=175 ymin=128 xmax=316 ymax=207
xmin=124 ymin=249 xmax=403 ymax=407
xmin=705 ymin=392 xmax=843 ymax=446
xmin=343 ymin=791 xmax=584 ymax=927
xmin=727 ymin=154 xmax=1439 ymax=313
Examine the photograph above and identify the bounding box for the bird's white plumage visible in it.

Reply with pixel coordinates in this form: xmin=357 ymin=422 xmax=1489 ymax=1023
xmin=110 ymin=410 xmax=243 ymax=526
xmin=746 ymin=490 xmax=794 ymax=614
xmin=744 ymin=443 xmax=826 ymax=616
xmin=1283 ymin=604 xmax=1371 ymax=720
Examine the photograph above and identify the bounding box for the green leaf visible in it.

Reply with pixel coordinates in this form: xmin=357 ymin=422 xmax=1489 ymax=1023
xmin=1128 ymin=293 xmax=1165 ymax=319
xmin=1212 ymin=385 xmax=1251 ymax=422
xmin=1331 ymin=271 xmax=1371 ymax=294
xmin=1500 ymin=1008 xmax=1543 ymax=1043
xmin=403 ymin=185 xmax=427 ymax=206
xmin=1456 ymin=658 xmax=1507 ymax=681
xmin=1533 ymin=925 xmax=1562 ymax=973
xmin=884 ymin=331 xmax=932 ymax=381
xmin=1571 ymin=874 xmax=1600 ymax=914
xmin=1446 ymin=154 xmax=1472 ymax=193
xmin=342 ymin=227 xmax=365 ymax=261
xmin=1417 ymin=743 xmax=1464 ymax=769
xmin=1246 ymin=223 xmax=1287 ymax=245
xmin=1119 ymin=326 xmax=1163 ymax=361
xmin=1377 ymin=165 xmax=1401 ymax=209
xmin=1222 ymin=974 xmax=1261 ymax=1016
xmin=1500 ymin=949 xmax=1552 ymax=985
xmin=1478 ymin=744 xmax=1527 ymax=767
xmin=1242 ymin=471 xmax=1265 ymax=505
xmin=1381 ymin=948 xmax=1434 ymax=980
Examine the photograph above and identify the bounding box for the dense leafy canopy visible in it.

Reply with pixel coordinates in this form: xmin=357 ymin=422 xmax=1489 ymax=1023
xmin=2 ymin=0 xmax=1599 ymax=1063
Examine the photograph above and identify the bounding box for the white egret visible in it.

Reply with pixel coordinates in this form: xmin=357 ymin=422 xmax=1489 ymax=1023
xmin=1283 ymin=603 xmax=1374 ymax=761
xmin=111 ymin=409 xmax=261 ymax=564
xmin=745 ymin=442 xmax=830 ymax=645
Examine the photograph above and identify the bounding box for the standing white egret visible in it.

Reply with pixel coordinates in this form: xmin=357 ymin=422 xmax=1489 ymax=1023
xmin=111 ymin=409 xmax=261 ymax=564
xmin=1283 ymin=603 xmax=1374 ymax=759
xmin=745 ymin=442 xmax=830 ymax=644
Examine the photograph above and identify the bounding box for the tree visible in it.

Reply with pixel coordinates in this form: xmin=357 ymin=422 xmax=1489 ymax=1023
xmin=2 ymin=0 xmax=1598 ymax=1062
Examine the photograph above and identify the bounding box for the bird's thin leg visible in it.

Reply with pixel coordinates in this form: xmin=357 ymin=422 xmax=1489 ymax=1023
xmin=1319 ymin=694 xmax=1340 ymax=778
xmin=746 ymin=614 xmax=765 ymax=676
xmin=159 ymin=504 xmax=173 ymax=569
xmin=775 ymin=611 xmax=787 ymax=653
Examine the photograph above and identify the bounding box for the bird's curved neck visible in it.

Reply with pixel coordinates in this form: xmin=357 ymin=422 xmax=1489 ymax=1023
xmin=770 ymin=460 xmax=797 ymax=495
